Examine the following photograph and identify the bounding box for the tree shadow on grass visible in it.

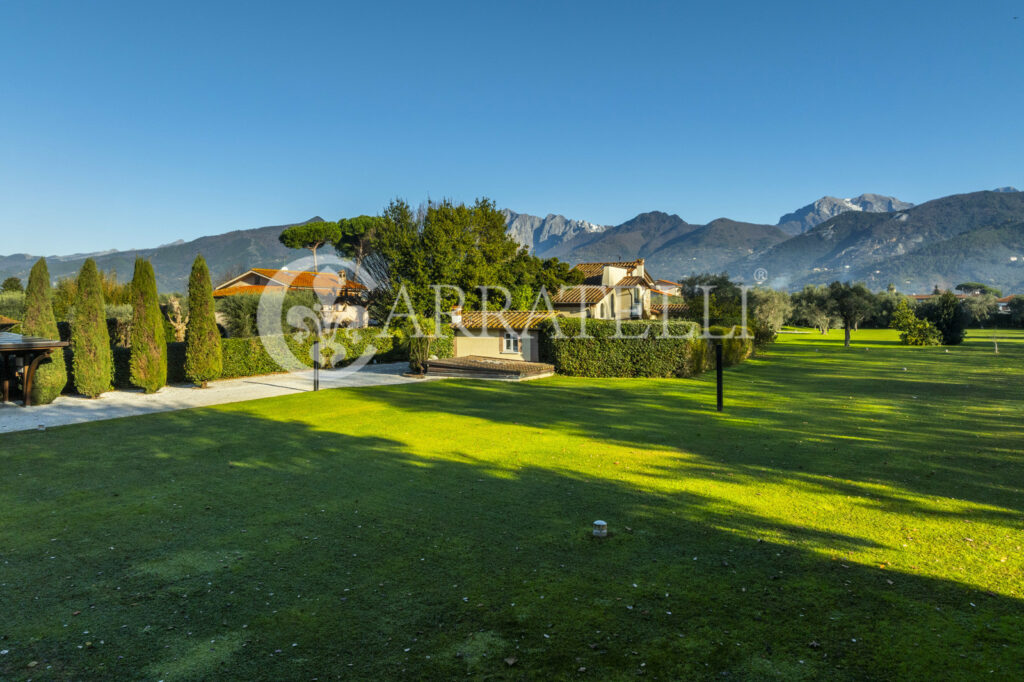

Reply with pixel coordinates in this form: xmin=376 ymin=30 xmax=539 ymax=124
xmin=0 ymin=409 xmax=1022 ymax=680
xmin=349 ymin=374 xmax=1024 ymax=522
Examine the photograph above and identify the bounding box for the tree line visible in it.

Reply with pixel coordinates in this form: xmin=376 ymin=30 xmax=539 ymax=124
xmin=9 ymin=255 xmax=221 ymax=404
xmin=671 ymin=273 xmax=1017 ymax=348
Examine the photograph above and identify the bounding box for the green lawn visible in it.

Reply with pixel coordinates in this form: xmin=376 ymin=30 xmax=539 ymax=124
xmin=1 ymin=329 xmax=1022 ymax=680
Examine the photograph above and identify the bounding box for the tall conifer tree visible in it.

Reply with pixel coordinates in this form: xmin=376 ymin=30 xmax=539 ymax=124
xmin=184 ymin=255 xmax=222 ymax=387
xmin=21 ymin=258 xmax=67 ymax=404
xmin=129 ymin=258 xmax=167 ymax=393
xmin=71 ymin=259 xmax=113 ymax=397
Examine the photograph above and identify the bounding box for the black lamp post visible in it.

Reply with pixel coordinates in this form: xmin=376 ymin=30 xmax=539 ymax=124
xmin=715 ymin=341 xmax=723 ymax=412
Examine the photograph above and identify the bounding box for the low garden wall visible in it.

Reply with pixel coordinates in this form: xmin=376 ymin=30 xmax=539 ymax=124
xmin=538 ymin=318 xmax=752 ymax=378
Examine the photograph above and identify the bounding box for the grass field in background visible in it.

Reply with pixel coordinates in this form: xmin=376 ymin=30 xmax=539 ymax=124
xmin=1 ymin=329 xmax=1021 ymax=679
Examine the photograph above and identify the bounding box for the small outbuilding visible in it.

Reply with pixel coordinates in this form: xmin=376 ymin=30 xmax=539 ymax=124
xmin=451 ymin=308 xmax=563 ymax=363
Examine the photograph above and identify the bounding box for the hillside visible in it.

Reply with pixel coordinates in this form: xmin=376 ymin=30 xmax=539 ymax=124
xmin=733 ymin=191 xmax=1024 ymax=290
xmin=847 ymin=221 xmax=1024 ymax=292
xmin=0 ymin=219 xmax=320 ymax=292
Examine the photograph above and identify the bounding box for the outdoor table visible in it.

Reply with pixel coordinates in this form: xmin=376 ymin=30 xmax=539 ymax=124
xmin=0 ymin=332 xmax=69 ymax=407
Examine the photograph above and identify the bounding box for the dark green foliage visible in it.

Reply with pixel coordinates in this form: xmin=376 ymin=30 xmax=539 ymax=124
xmin=918 ymin=291 xmax=970 ymax=345
xmin=21 ymin=258 xmax=67 ymax=403
xmin=539 ymin=318 xmax=752 ymax=377
xmin=367 ymin=198 xmax=582 ymax=322
xmin=336 ymin=215 xmax=387 ymax=274
xmin=1009 ymin=297 xmax=1024 ymax=327
xmin=789 ymin=284 xmax=835 ymax=334
xmin=216 ymin=290 xmax=320 ymax=338
xmin=1 ymin=276 xmax=22 ymax=293
xmin=70 ymin=259 xmax=113 ymax=397
xmin=279 ymin=220 xmax=343 ymax=271
xmin=827 ymin=281 xmax=875 ymax=347
xmin=955 ymin=282 xmax=1002 ymax=297
xmin=675 ymin=272 xmax=746 ymax=327
xmin=184 ymin=255 xmax=222 ymax=386
xmin=129 ymin=258 xmax=167 ymax=393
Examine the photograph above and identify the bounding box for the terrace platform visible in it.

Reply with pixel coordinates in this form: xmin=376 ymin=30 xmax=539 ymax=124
xmin=426 ymin=355 xmax=555 ymax=381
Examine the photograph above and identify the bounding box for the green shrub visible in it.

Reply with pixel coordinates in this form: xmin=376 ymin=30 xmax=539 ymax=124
xmin=70 ymin=259 xmax=114 ymax=397
xmin=129 ymin=258 xmax=167 ymax=393
xmin=899 ymin=317 xmax=941 ymax=346
xmin=184 ymin=255 xmax=222 ymax=386
xmin=538 ymin=318 xmax=752 ymax=378
xmin=22 ymin=258 xmax=68 ymax=404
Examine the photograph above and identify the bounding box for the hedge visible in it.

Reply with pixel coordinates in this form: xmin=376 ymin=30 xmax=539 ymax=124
xmin=62 ymin=328 xmax=396 ymax=391
xmin=538 ymin=318 xmax=752 ymax=378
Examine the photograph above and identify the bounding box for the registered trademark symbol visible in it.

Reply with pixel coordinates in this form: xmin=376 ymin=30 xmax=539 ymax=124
xmin=753 ymin=268 xmax=768 ymax=283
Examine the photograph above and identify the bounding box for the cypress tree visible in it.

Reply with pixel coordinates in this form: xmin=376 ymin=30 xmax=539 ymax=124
xmin=21 ymin=258 xmax=68 ymax=404
xmin=71 ymin=259 xmax=113 ymax=397
xmin=129 ymin=258 xmax=167 ymax=393
xmin=184 ymin=255 xmax=222 ymax=387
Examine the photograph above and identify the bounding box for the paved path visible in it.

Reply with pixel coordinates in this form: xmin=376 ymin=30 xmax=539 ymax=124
xmin=0 ymin=363 xmax=427 ymax=434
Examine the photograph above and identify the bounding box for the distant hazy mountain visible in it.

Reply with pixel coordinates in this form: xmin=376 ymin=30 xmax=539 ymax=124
xmin=501 ymin=209 xmax=608 ymax=255
xmin=4 ymin=188 xmax=1022 ymax=296
xmin=777 ymin=193 xmax=913 ymax=235
xmin=0 ymin=218 xmax=321 ymax=292
xmin=731 ymin=190 xmax=1024 ymax=290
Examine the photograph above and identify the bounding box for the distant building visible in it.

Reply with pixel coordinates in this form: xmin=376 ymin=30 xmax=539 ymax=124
xmin=213 ymin=268 xmax=370 ymax=328
xmin=551 ymin=259 xmax=671 ymax=320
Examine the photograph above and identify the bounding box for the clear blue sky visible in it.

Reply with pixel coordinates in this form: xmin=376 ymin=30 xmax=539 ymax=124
xmin=2 ymin=1 xmax=1022 ymax=254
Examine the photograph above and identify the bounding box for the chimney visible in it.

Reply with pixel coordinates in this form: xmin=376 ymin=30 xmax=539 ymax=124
xmin=339 ymin=270 xmax=347 ymax=286
xmin=451 ymin=305 xmax=463 ymax=325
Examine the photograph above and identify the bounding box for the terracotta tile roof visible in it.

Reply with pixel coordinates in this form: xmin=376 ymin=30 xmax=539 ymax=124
xmin=214 ymin=268 xmax=367 ymax=298
xmin=997 ymin=294 xmax=1016 ymax=303
xmin=651 ymin=303 xmax=689 ymax=316
xmin=456 ymin=310 xmax=563 ymax=330
xmin=655 ymin=279 xmax=679 ymax=286
xmin=615 ymin=276 xmax=647 ymax=288
xmin=248 ymin=268 xmax=367 ymax=291
xmin=213 ymin=285 xmax=275 ymax=297
xmin=572 ymin=260 xmax=645 ymax=285
xmin=552 ymin=285 xmax=612 ymax=305
xmin=0 ymin=315 xmax=19 ymax=330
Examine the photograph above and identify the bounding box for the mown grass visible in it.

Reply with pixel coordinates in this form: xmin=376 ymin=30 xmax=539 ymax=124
xmin=0 ymin=329 xmax=1022 ymax=680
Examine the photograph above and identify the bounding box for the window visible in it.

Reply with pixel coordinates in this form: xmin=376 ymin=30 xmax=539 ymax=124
xmin=503 ymin=332 xmax=520 ymax=353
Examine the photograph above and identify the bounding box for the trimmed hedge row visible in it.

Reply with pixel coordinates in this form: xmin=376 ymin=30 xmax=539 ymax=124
xmin=62 ymin=328 xmax=396 ymax=391
xmin=538 ymin=318 xmax=752 ymax=378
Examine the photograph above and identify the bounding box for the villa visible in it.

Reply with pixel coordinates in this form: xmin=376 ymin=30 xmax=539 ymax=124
xmin=213 ymin=267 xmax=370 ymax=327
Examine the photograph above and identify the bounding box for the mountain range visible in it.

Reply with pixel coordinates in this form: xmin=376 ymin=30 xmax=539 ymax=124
xmin=1 ymin=189 xmax=1022 ymax=294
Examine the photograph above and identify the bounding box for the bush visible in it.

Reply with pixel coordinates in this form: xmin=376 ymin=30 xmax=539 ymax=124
xmin=70 ymin=259 xmax=114 ymax=397
xmin=539 ymin=318 xmax=752 ymax=378
xmin=129 ymin=258 xmax=167 ymax=393
xmin=899 ymin=318 xmax=941 ymax=346
xmin=22 ymin=258 xmax=68 ymax=404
